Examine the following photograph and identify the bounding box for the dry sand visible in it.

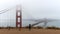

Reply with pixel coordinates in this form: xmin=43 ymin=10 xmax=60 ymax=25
xmin=0 ymin=28 xmax=60 ymax=34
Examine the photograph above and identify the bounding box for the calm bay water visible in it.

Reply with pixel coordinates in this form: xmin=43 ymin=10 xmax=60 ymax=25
xmin=0 ymin=19 xmax=60 ymax=28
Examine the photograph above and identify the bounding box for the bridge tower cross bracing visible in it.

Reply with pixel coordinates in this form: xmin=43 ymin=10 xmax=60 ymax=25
xmin=16 ymin=5 xmax=22 ymax=29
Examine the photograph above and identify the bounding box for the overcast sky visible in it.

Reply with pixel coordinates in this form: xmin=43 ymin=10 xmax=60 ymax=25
xmin=0 ymin=0 xmax=60 ymax=19
xmin=22 ymin=0 xmax=60 ymax=19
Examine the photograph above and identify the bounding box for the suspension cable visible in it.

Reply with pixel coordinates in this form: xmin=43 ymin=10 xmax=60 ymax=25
xmin=0 ymin=6 xmax=16 ymax=14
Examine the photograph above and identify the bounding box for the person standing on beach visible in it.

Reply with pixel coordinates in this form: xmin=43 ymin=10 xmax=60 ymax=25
xmin=29 ymin=24 xmax=31 ymax=31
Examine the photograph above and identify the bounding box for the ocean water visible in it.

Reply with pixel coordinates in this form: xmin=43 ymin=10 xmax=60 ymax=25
xmin=0 ymin=19 xmax=60 ymax=28
xmin=23 ymin=20 xmax=60 ymax=28
xmin=46 ymin=21 xmax=60 ymax=27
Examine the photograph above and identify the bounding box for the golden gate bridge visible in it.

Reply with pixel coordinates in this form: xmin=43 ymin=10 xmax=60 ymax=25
xmin=0 ymin=5 xmax=58 ymax=30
